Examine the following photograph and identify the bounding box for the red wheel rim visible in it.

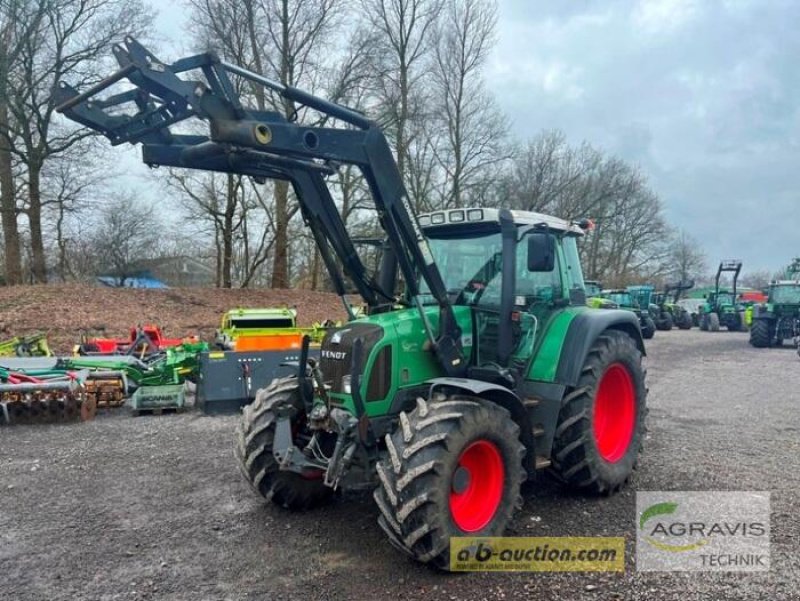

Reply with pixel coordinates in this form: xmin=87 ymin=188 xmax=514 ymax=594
xmin=449 ymin=440 xmax=505 ymax=532
xmin=593 ymin=363 xmax=636 ymax=463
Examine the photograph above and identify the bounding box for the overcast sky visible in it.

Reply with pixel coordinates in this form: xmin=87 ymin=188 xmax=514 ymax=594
xmin=144 ymin=0 xmax=799 ymax=273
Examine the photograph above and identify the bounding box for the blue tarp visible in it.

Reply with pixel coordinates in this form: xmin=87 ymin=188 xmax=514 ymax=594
xmin=96 ymin=276 xmax=169 ymax=289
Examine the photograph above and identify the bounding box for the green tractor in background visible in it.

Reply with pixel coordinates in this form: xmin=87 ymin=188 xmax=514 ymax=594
xmin=600 ymin=289 xmax=656 ymax=339
xmin=651 ymin=280 xmax=695 ymax=330
xmin=585 ymin=280 xmax=618 ymax=309
xmin=627 ymin=285 xmax=666 ymax=331
xmin=699 ymin=260 xmax=746 ymax=332
xmin=58 ymin=39 xmax=649 ymax=570
xmin=749 ymin=280 xmax=800 ymax=347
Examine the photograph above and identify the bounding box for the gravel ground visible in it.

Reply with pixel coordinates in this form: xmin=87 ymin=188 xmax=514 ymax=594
xmin=1 ymin=329 xmax=799 ymax=601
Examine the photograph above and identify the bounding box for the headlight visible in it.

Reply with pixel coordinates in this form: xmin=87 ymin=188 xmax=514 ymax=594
xmin=341 ymin=374 xmax=351 ymax=394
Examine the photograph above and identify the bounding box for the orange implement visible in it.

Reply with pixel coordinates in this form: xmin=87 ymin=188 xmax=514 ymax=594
xmin=233 ymin=333 xmax=305 ymax=352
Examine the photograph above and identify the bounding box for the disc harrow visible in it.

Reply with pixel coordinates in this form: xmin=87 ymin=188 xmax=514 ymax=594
xmin=0 ymin=369 xmax=95 ymax=426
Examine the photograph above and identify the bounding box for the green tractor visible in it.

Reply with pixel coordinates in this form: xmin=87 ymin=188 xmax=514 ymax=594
xmin=57 ymin=39 xmax=649 ymax=570
xmin=627 ymin=285 xmax=666 ymax=331
xmin=749 ymin=281 xmax=800 ymax=347
xmin=699 ymin=261 xmax=746 ymax=332
xmin=584 ymin=280 xmax=618 ymax=310
xmin=651 ymin=280 xmax=695 ymax=330
xmin=600 ymin=289 xmax=656 ymax=340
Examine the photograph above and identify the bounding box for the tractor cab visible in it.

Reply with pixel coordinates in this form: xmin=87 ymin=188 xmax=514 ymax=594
xmin=414 ymin=208 xmax=588 ymax=379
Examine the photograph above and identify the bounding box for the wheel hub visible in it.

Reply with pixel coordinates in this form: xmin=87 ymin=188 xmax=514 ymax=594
xmin=451 ymin=466 xmax=471 ymax=494
xmin=449 ymin=439 xmax=505 ymax=532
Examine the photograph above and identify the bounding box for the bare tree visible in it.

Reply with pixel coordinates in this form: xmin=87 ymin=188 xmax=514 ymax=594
xmin=0 ymin=0 xmax=46 ymax=284
xmin=91 ymin=197 xmax=161 ymax=286
xmin=361 ymin=0 xmax=442 ymax=196
xmin=1 ymin=0 xmax=151 ymax=283
xmin=666 ymin=229 xmax=707 ymax=284
xmin=430 ymin=0 xmax=508 ymax=208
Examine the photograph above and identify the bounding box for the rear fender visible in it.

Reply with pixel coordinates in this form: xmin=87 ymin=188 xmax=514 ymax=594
xmin=555 ymin=309 xmax=645 ymax=388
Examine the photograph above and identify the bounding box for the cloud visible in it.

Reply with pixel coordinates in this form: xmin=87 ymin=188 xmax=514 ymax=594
xmin=488 ymin=0 xmax=800 ymax=271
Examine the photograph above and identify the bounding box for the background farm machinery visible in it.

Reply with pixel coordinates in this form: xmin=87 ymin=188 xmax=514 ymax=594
xmin=76 ymin=324 xmax=198 ymax=356
xmin=699 ymin=260 xmax=746 ymax=332
xmin=749 ymin=280 xmax=800 ymax=348
xmin=0 ymin=333 xmax=52 ymax=357
xmin=651 ymin=280 xmax=695 ymax=330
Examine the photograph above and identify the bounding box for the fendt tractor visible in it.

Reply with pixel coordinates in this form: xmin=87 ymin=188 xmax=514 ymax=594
xmin=749 ymin=280 xmax=800 ymax=348
xmin=700 ymin=260 xmax=746 ymax=332
xmin=57 ymin=38 xmax=647 ymax=569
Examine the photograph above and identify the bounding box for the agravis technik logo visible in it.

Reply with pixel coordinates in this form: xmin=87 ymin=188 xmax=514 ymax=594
xmin=636 ymin=492 xmax=770 ymax=572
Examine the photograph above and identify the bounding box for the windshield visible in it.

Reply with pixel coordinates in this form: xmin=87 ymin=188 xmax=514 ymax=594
xmin=713 ymin=293 xmax=734 ymax=306
xmin=420 ymin=231 xmax=504 ymax=306
xmin=771 ymin=285 xmax=800 ymax=304
xmin=420 ymin=228 xmax=563 ymax=307
xmin=607 ymin=293 xmax=634 ymax=307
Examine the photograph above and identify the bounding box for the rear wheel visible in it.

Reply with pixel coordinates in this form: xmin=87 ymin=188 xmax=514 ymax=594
xmin=656 ymin=313 xmax=673 ymax=331
xmin=551 ymin=330 xmax=646 ymax=494
xmin=750 ymin=319 xmax=772 ymax=348
xmin=374 ymin=396 xmax=525 ymax=569
xmin=235 ymin=377 xmax=333 ymax=510
xmin=709 ymin=312 xmax=720 ymax=332
xmin=677 ymin=311 xmax=692 ymax=330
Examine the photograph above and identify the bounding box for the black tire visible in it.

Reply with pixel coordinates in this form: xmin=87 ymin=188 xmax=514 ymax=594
xmin=374 ymin=396 xmax=525 ymax=569
xmin=551 ymin=330 xmax=647 ymax=494
xmin=750 ymin=319 xmax=772 ymax=348
xmin=677 ymin=312 xmax=692 ymax=330
xmin=699 ymin=313 xmax=708 ymax=330
xmin=235 ymin=377 xmax=333 ymax=510
xmin=656 ymin=313 xmax=673 ymax=331
xmin=727 ymin=312 xmax=743 ymax=332
xmin=641 ymin=316 xmax=656 ymax=339
xmin=709 ymin=312 xmax=720 ymax=332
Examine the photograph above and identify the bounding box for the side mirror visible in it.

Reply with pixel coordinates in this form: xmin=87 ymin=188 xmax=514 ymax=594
xmin=527 ymin=232 xmax=556 ymax=272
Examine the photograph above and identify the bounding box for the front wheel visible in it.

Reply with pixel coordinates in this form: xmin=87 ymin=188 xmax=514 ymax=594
xmin=709 ymin=312 xmax=721 ymax=332
xmin=551 ymin=330 xmax=647 ymax=494
xmin=374 ymin=397 xmax=525 ymax=569
xmin=235 ymin=377 xmax=333 ymax=510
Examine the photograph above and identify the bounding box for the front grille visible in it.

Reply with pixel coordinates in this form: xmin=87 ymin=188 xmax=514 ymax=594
xmin=318 ymin=323 xmax=384 ymax=393
xmin=366 ymin=345 xmax=392 ymax=401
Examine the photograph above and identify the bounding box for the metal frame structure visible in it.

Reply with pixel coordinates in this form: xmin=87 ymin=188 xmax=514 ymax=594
xmin=56 ymin=36 xmax=466 ymax=377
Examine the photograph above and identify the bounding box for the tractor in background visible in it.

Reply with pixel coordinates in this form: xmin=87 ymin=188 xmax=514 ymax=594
xmin=749 ymin=280 xmax=800 ymax=347
xmin=699 ymin=261 xmax=746 ymax=332
xmin=627 ymin=285 xmax=666 ymax=331
xmin=652 ymin=280 xmax=695 ymax=330
xmin=585 ymin=280 xmax=618 ymax=309
xmin=600 ymin=289 xmax=656 ymax=339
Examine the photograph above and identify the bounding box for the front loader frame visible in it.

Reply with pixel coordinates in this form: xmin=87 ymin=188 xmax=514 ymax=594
xmin=56 ymin=37 xmax=467 ymax=378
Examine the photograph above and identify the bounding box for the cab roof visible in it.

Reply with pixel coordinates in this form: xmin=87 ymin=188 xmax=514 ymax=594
xmin=418 ymin=207 xmax=586 ymax=235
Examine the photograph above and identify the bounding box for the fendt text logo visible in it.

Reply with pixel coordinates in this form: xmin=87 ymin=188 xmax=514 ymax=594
xmin=636 ymin=492 xmax=770 ymax=572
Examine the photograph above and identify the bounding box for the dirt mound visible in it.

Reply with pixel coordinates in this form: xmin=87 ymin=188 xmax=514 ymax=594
xmin=0 ymin=284 xmax=346 ymax=354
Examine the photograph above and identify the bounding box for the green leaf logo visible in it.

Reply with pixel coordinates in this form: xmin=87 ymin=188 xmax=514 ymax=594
xmin=640 ymin=501 xmax=708 ymax=553
xmin=640 ymin=502 xmax=678 ymax=530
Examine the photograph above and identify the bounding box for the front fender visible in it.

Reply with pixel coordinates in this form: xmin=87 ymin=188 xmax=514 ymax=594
xmin=555 ymin=309 xmax=645 ymax=387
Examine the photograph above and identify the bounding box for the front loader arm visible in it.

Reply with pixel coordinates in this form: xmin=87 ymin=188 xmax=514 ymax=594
xmin=55 ymin=36 xmax=467 ymax=377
